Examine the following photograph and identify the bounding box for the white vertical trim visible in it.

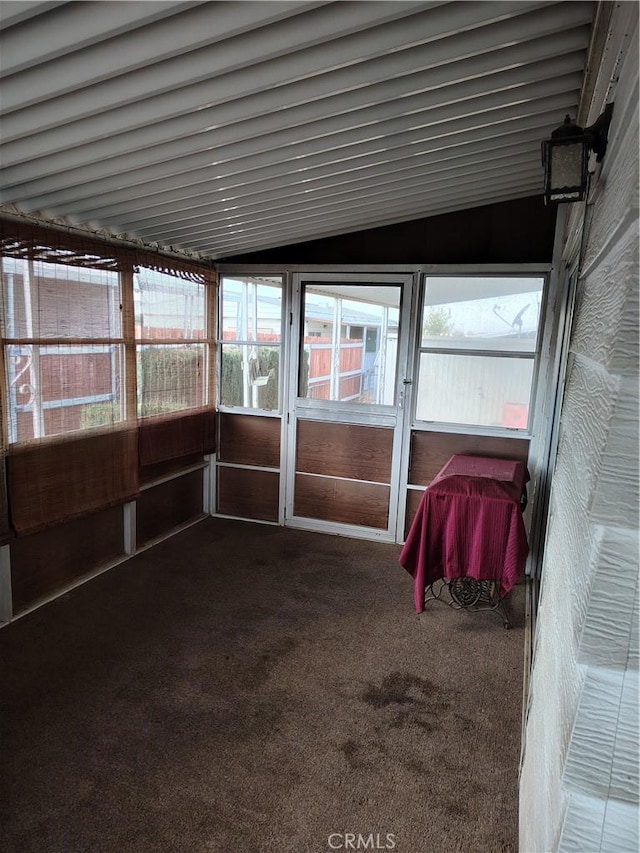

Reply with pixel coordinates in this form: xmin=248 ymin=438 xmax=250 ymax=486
xmin=526 ymin=205 xmax=572 ymax=580
xmin=23 ymin=258 xmax=44 ymax=439
xmin=285 ymin=273 xmax=302 ymax=523
xmin=278 ymin=271 xmax=293 ymax=525
xmin=0 ymin=543 xmax=12 ymax=623
xmin=387 ymin=273 xmax=415 ymax=540
xmin=120 ymin=265 xmax=137 ymax=423
xmin=395 ymin=271 xmax=421 ymax=542
xmin=123 ymin=500 xmax=136 ymax=555
xmin=205 ymin=268 xmax=217 ymax=409
xmin=203 ymin=452 xmax=216 ymax=515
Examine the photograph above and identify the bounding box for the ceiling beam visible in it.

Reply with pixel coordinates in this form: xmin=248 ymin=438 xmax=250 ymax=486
xmin=0 ymin=1 xmax=68 ymax=31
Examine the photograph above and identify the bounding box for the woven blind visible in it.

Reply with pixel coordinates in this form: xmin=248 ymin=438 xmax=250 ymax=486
xmin=138 ymin=408 xmax=216 ymax=467
xmin=7 ymin=428 xmax=139 ymax=534
xmin=0 ymin=400 xmax=11 ymax=545
xmin=1 ymin=219 xmax=216 ymax=533
xmin=134 ymin=261 xmax=215 ymax=466
xmin=0 ymin=221 xmax=214 ymax=278
xmin=1 ymin=223 xmax=125 ymax=445
xmin=0 ymin=464 xmax=9 ymax=545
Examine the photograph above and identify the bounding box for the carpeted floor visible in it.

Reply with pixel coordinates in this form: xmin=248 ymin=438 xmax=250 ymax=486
xmin=0 ymin=518 xmax=525 ymax=853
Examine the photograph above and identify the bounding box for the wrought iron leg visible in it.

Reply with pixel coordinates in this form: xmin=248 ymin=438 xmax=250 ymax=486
xmin=423 ymin=577 xmax=511 ymax=628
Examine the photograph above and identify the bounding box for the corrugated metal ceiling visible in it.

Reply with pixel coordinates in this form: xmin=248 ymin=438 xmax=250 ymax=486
xmin=0 ymin=1 xmax=594 ymax=259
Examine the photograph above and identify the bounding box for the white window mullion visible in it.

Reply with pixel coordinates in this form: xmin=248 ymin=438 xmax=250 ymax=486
xmin=24 ymin=259 xmax=43 ymax=439
xmin=120 ymin=266 xmax=137 ymax=423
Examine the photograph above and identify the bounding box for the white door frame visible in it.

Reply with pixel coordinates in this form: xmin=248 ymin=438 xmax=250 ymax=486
xmin=284 ymin=271 xmax=415 ymax=542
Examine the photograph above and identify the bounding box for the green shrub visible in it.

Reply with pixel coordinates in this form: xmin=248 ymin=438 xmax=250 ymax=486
xmin=138 ymin=346 xmax=203 ymax=416
xmin=80 ymin=401 xmax=120 ymax=429
xmin=221 ymin=346 xmax=281 ymax=410
xmin=220 ymin=348 xmax=243 ymax=407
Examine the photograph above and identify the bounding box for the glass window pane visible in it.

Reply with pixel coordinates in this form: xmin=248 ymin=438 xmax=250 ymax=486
xmin=299 ymin=283 xmax=400 ymax=405
xmin=220 ymin=344 xmax=279 ymax=410
xmin=221 ymin=276 xmax=283 ymax=343
xmin=134 ymin=267 xmax=206 ymax=340
xmin=5 ymin=343 xmax=124 ymax=442
xmin=137 ymin=343 xmax=206 ymax=417
xmin=422 ymin=276 xmax=544 ymax=352
xmin=1 ymin=257 xmax=121 ymax=339
xmin=415 ymin=352 xmax=534 ymax=429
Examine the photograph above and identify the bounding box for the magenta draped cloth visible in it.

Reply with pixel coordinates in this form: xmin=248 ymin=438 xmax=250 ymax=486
xmin=399 ymin=455 xmax=530 ymax=613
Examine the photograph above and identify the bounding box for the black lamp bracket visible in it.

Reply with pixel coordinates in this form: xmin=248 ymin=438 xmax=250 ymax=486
xmin=584 ymin=102 xmax=615 ymax=162
xmin=549 ymin=103 xmax=614 ymax=163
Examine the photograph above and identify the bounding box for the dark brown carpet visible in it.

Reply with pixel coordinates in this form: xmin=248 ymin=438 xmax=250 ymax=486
xmin=0 ymin=518 xmax=524 ymax=853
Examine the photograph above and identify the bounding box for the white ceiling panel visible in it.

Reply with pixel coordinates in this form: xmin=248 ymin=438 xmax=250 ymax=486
xmin=0 ymin=1 xmax=595 ymax=260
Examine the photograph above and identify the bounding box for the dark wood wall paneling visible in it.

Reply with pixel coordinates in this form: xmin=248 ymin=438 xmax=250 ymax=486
xmin=138 ymin=409 xmax=216 ymax=468
xmin=294 ymin=420 xmax=393 ymax=527
xmin=139 ymin=453 xmax=205 ymax=486
xmin=405 ymin=431 xmax=531 ymax=537
xmin=217 ymin=467 xmax=280 ymax=522
xmin=294 ymin=475 xmax=389 ymax=529
xmin=219 ymin=197 xmax=556 ymax=264
xmin=296 ymin=420 xmax=393 ymax=482
xmin=137 ymin=470 xmax=204 ymax=547
xmin=409 ymin=431 xmax=530 ymax=487
xmin=217 ymin=413 xmax=281 ymax=521
xmin=218 ymin=413 xmax=281 ymax=468
xmin=11 ymin=505 xmax=125 ymax=612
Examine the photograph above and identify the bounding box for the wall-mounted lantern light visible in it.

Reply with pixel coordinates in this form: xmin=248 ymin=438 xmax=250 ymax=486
xmin=541 ymin=103 xmax=614 ymax=204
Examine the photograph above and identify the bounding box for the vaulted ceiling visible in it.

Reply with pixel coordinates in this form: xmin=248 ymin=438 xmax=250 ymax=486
xmin=0 ymin=1 xmax=594 ymax=259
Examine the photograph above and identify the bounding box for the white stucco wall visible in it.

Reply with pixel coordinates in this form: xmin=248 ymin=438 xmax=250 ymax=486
xmin=520 ymin=5 xmax=639 ymax=851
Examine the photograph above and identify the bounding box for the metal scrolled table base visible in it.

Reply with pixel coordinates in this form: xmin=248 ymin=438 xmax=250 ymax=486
xmin=424 ymin=577 xmax=511 ymax=628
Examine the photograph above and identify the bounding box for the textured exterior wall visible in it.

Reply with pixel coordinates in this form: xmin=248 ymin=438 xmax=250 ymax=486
xmin=520 ymin=7 xmax=639 ymax=852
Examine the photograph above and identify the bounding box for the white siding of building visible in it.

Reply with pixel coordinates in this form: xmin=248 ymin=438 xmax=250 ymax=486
xmin=520 ymin=6 xmax=639 ymax=851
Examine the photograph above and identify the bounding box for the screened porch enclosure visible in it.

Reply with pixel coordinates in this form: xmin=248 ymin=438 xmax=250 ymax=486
xmin=1 ymin=2 xmax=636 ymax=849
xmin=215 ymin=267 xmax=548 ymax=545
xmin=0 ymin=195 xmax=557 ymax=621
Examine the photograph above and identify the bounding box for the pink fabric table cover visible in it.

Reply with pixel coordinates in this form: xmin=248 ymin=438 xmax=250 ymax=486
xmin=399 ymin=455 xmax=530 ymax=613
